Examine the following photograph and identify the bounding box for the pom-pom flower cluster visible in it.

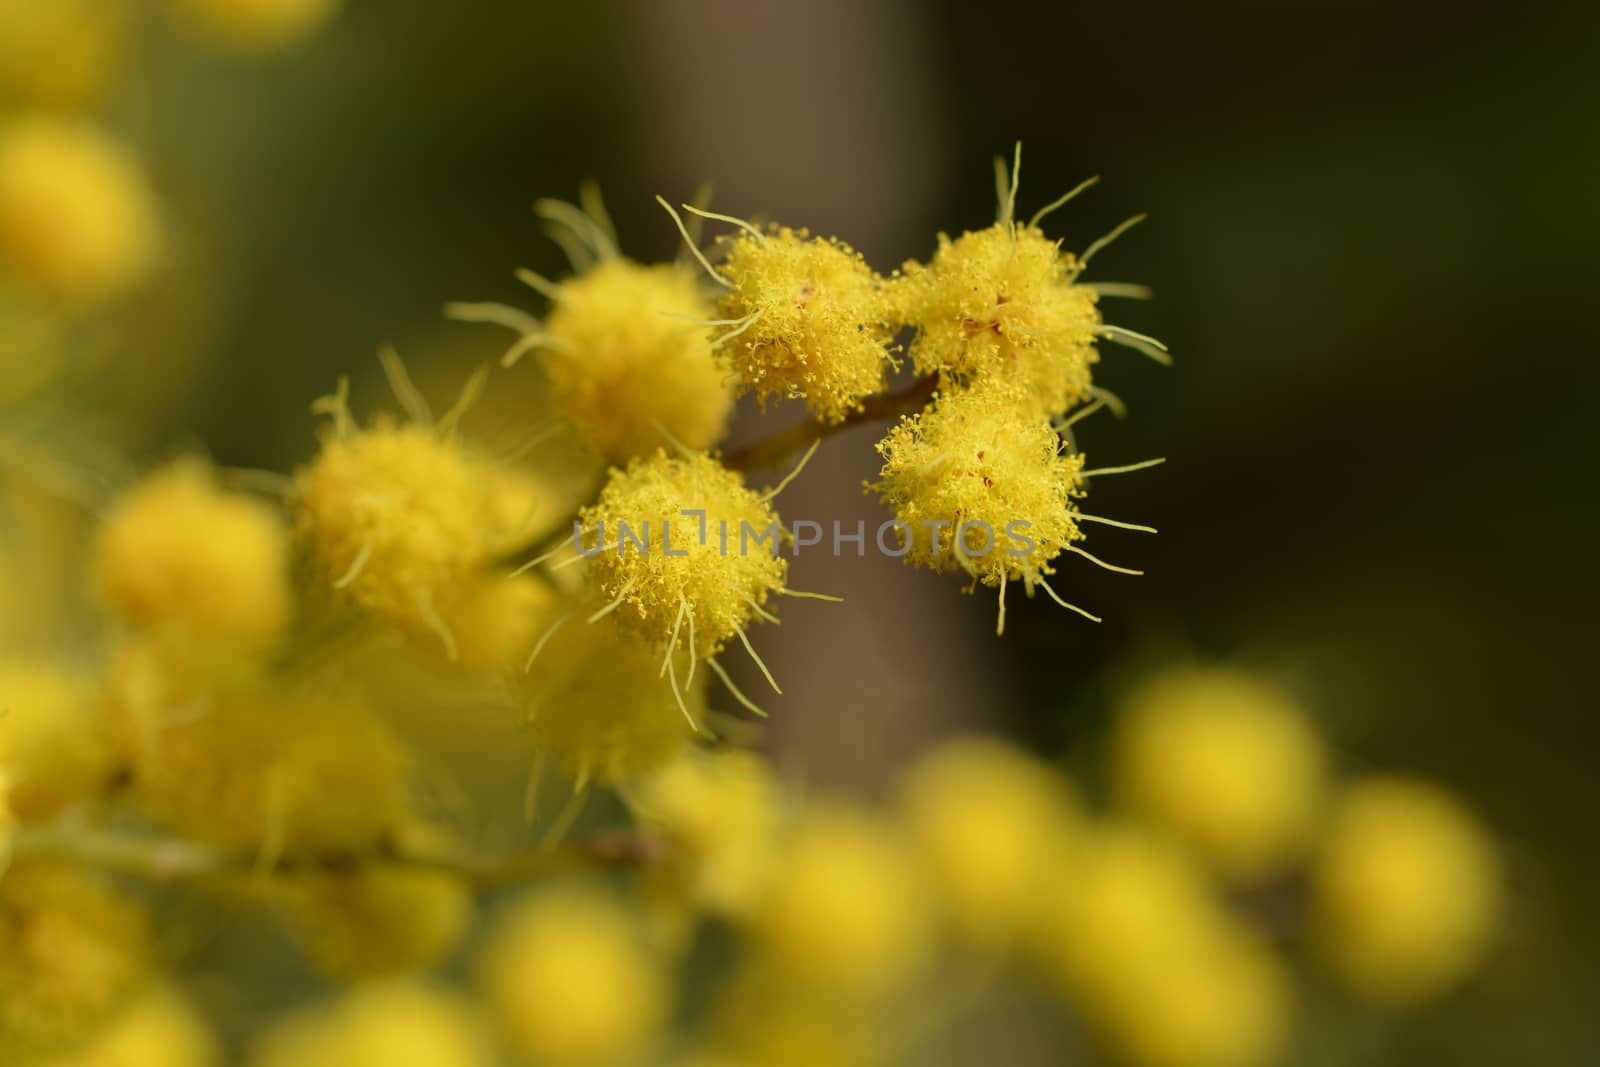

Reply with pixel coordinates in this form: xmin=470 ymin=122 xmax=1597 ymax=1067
xmin=449 ymin=151 xmax=1165 ymax=664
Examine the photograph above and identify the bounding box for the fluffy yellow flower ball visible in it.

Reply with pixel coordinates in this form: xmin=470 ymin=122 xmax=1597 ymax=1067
xmin=109 ymin=645 xmax=411 ymax=856
xmin=1313 ymin=777 xmax=1501 ymax=1004
xmin=95 ymin=462 xmax=293 ymax=650
xmin=636 ymin=746 xmax=782 ymax=919
xmin=294 ymin=407 xmax=527 ymax=655
xmin=250 ymin=983 xmax=491 ymax=1067
xmin=48 ymin=986 xmax=218 ymax=1067
xmin=1113 ymin=666 xmax=1328 ymax=880
xmin=0 ymin=659 xmax=113 ymax=822
xmin=872 ymin=384 xmax=1086 ymax=614
xmin=0 ymin=117 xmax=160 ymax=304
xmin=479 ymin=885 xmax=668 ymax=1067
xmin=170 ymin=0 xmax=339 ymax=49
xmin=898 ymin=735 xmax=1080 ymax=950
xmin=711 ymin=224 xmax=894 ymax=423
xmin=0 ymin=0 xmax=128 ymax=111
xmin=540 ymin=258 xmax=734 ymax=460
xmin=898 ymin=221 xmax=1102 ymax=415
xmin=0 ymin=861 xmax=151 ymax=1058
xmin=754 ymin=805 xmax=930 ymax=999
xmin=580 ymin=449 xmax=788 ymax=662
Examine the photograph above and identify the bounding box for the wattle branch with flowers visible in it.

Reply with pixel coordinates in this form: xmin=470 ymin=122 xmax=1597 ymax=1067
xmin=15 ymin=142 xmax=1163 ymax=877
xmin=0 ymin=15 xmax=1503 ymax=1058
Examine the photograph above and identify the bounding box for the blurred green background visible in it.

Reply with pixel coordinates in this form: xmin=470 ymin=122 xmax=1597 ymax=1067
xmin=78 ymin=2 xmax=1600 ymax=1064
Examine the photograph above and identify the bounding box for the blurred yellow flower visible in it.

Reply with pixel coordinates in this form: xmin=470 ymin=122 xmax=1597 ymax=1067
xmin=277 ymin=862 xmax=473 ymax=981
xmin=898 ymin=735 xmax=1081 ymax=950
xmin=1035 ymin=825 xmax=1224 ymax=1007
xmin=0 ymin=0 xmax=128 ymax=112
xmin=1035 ymin=825 xmax=1289 ymax=1067
xmin=429 ymin=571 xmax=556 ymax=672
xmin=1313 ymin=776 xmax=1501 ymax=1004
xmin=95 ymin=461 xmax=294 ymax=651
xmin=109 ymin=644 xmax=412 ymax=857
xmin=636 ymin=746 xmax=783 ymax=919
xmin=753 ymin=804 xmax=931 ymax=999
xmin=478 ymin=884 xmax=669 ymax=1067
xmin=1102 ymin=929 xmax=1291 ymax=1067
xmin=293 ymin=371 xmax=541 ymax=657
xmin=0 ymin=659 xmax=113 ymax=823
xmin=708 ymin=968 xmax=885 ymax=1067
xmin=251 ymin=982 xmax=490 ymax=1067
xmin=0 ymin=117 xmax=159 ymax=304
xmin=1113 ymin=666 xmax=1328 ymax=880
xmin=0 ymin=861 xmax=151 ymax=1058
xmin=47 ymin=986 xmax=218 ymax=1067
xmin=516 ymin=607 xmax=704 ymax=783
xmin=171 ymin=0 xmax=340 ymax=50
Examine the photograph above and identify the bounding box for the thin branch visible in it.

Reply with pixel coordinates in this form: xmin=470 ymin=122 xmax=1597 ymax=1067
xmin=722 ymin=373 xmax=940 ymax=473
xmin=9 ymin=826 xmax=664 ymax=887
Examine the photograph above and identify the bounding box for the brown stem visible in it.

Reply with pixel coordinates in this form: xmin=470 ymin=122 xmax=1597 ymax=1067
xmin=8 ymin=826 xmax=663 ymax=887
xmin=721 ymin=373 xmax=940 ymax=473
